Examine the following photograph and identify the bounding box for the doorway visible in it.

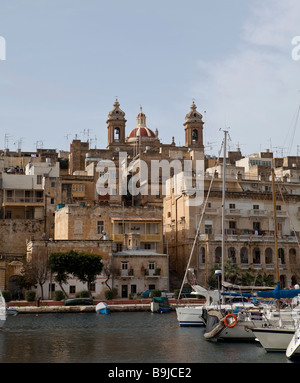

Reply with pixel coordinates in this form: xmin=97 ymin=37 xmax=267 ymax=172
xmin=121 ymin=285 xmax=128 ymax=298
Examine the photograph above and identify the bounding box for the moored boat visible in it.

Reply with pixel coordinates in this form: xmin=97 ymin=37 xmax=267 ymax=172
xmin=96 ymin=302 xmax=110 ymax=314
xmin=151 ymin=297 xmax=171 ymax=313
xmin=286 ymin=326 xmax=300 ymax=359
xmin=64 ymin=297 xmax=94 ymax=306
xmin=0 ymin=288 xmax=7 ymax=329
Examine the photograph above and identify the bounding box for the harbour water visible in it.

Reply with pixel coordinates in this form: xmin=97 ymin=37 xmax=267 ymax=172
xmin=0 ymin=311 xmax=296 ymax=364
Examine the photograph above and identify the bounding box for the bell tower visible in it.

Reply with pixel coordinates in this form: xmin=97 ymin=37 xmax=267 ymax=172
xmin=107 ymin=99 xmax=126 ymax=147
xmin=183 ymin=101 xmax=204 ymax=149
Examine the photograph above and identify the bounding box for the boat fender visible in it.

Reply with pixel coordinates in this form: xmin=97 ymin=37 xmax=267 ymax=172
xmin=224 ymin=313 xmax=238 ymax=328
xmin=204 ymin=310 xmax=226 ymax=339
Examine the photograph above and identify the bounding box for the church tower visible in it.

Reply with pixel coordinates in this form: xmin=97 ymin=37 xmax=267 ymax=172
xmin=183 ymin=101 xmax=204 ymax=149
xmin=107 ymin=99 xmax=126 ymax=147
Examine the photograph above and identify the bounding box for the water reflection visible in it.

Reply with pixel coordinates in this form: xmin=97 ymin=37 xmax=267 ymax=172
xmin=0 ymin=312 xmax=291 ymax=363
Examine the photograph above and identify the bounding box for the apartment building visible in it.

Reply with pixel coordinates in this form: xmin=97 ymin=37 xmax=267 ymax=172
xmin=164 ymin=153 xmax=300 ymax=288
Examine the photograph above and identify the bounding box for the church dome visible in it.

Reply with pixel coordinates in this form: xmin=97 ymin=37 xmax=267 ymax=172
xmin=127 ymin=126 xmax=156 ymax=138
xmin=126 ymin=107 xmax=157 ymax=141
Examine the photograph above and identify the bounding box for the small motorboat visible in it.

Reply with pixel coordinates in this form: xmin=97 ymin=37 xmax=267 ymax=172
xmin=64 ymin=297 xmax=94 ymax=306
xmin=96 ymin=302 xmax=110 ymax=314
xmin=150 ymin=297 xmax=171 ymax=313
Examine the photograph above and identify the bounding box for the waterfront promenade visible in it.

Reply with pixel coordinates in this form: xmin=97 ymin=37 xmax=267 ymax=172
xmin=7 ymin=298 xmax=203 ymax=313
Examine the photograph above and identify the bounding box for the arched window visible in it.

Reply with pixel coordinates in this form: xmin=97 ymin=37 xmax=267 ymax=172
xmin=289 ymin=248 xmax=297 ymax=265
xmin=192 ymin=129 xmax=198 ymax=142
xmin=278 ymin=248 xmax=285 ymax=264
xmin=114 ymin=127 xmax=120 ymax=141
xmin=253 ymin=247 xmax=261 ymax=264
xmin=215 ymin=247 xmax=222 ymax=263
xmin=228 ymin=247 xmax=236 ymax=263
xmin=199 ymin=247 xmax=205 ymax=264
xmin=240 ymin=247 xmax=248 ymax=264
xmin=265 ymin=248 xmax=273 ymax=264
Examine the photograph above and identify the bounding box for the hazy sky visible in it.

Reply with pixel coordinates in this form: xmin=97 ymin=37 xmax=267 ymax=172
xmin=0 ymin=0 xmax=300 ymax=156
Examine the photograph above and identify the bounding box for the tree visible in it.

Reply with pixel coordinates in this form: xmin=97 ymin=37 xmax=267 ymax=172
xmin=21 ymin=254 xmax=50 ymax=299
xmin=48 ymin=251 xmax=73 ymax=297
xmin=71 ymin=252 xmax=103 ymax=295
xmin=49 ymin=251 xmax=103 ymax=297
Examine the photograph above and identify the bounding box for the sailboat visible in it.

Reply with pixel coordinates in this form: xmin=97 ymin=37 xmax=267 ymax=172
xmin=176 ymin=130 xmax=258 ymax=331
xmin=202 ymin=138 xmax=300 ymax=341
xmin=286 ymin=322 xmax=300 ymax=359
xmin=0 ymin=287 xmax=7 ymax=329
xmin=249 ymin=166 xmax=300 ymax=351
xmin=175 ymin=268 xmax=220 ymax=326
xmin=175 ymin=132 xmax=228 ymax=327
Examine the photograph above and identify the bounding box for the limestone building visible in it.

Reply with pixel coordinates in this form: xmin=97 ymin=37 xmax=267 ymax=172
xmin=164 ymin=151 xmax=300 ymax=289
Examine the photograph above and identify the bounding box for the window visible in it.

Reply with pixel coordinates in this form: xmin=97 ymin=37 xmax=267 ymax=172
xmin=121 ymin=262 xmax=129 ymax=276
xmin=149 ymin=262 xmax=155 ymax=270
xmin=229 ymin=203 xmax=236 ymax=209
xmin=192 ymin=129 xmax=198 ymax=142
xmin=144 ymin=243 xmax=151 ymax=249
xmin=131 ymin=285 xmax=137 ymax=294
xmin=7 ymin=190 xmax=13 ymax=202
xmin=265 ymin=248 xmax=273 ymax=264
xmin=116 ymin=243 xmax=123 ymax=252
xmin=74 ymin=220 xmax=83 ymax=235
xmin=253 ymin=222 xmax=260 ymax=232
xmin=97 ymin=220 xmax=104 ymax=235
xmin=114 ymin=127 xmax=120 ymax=141
xmin=229 ymin=221 xmax=236 ymax=229
xmin=240 ymin=247 xmax=249 ymax=264
xmin=228 ymin=247 xmax=236 ymax=263
xmin=37 ymin=175 xmax=42 ymax=184
xmin=276 ymin=205 xmax=281 ymax=211
xmin=199 ymin=247 xmax=205 ymax=264
xmin=278 ymin=248 xmax=285 ymax=264
xmin=89 ymin=283 xmax=96 ymax=292
xmin=122 ymin=262 xmax=128 ymax=270
xmin=253 ymin=248 xmax=261 ymax=264
xmin=205 ymin=224 xmax=212 ymax=234
xmin=69 ymin=285 xmax=76 ymax=294
xmin=253 ymin=205 xmax=259 ymax=210
xmin=49 ymin=283 xmax=55 ymax=293
xmin=72 ymin=184 xmax=85 ymax=192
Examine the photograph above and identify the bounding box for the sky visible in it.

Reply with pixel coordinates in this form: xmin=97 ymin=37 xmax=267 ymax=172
xmin=0 ymin=0 xmax=300 ymax=157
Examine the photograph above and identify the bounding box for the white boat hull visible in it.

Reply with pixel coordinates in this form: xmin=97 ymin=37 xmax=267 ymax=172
xmin=176 ymin=306 xmax=205 ymax=327
xmin=0 ymin=311 xmax=6 ymax=328
xmin=216 ymin=321 xmax=256 ymax=340
xmin=252 ymin=327 xmax=295 ymax=352
xmin=286 ymin=328 xmax=300 ymax=358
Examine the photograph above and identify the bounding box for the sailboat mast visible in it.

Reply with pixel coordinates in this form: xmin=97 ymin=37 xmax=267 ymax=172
xmin=221 ymin=130 xmax=228 ymax=287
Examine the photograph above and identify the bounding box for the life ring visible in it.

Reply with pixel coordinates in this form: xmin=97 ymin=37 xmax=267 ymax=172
xmin=224 ymin=313 xmax=238 ymax=328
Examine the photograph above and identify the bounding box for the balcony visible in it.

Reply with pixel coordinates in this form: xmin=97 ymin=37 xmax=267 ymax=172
xmin=120 ymin=268 xmax=134 ymax=277
xmin=249 ymin=209 xmax=267 ymax=217
xmin=111 ymin=233 xmax=161 ymax=243
xmin=198 ymin=233 xmax=298 ymax=243
xmin=3 ymin=196 xmax=44 ymax=206
xmin=226 ymin=208 xmax=241 ymax=216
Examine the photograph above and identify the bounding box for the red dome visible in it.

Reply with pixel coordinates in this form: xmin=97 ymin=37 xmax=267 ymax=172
xmin=127 ymin=127 xmax=156 ymax=138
